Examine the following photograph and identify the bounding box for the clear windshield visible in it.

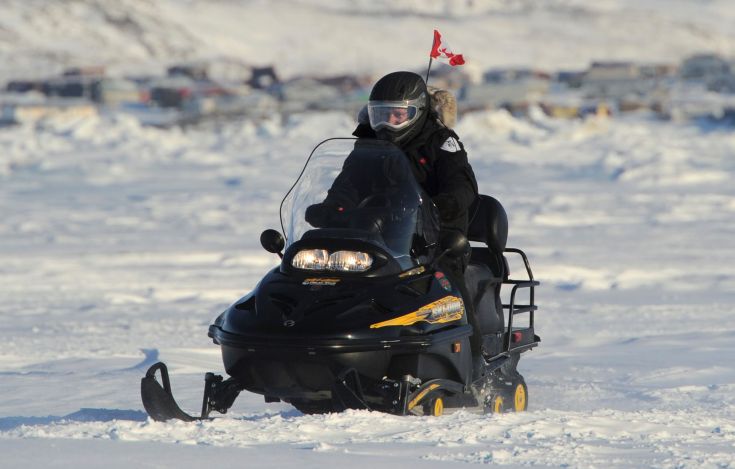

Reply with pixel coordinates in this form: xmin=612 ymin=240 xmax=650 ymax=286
xmin=281 ymin=138 xmax=437 ymax=266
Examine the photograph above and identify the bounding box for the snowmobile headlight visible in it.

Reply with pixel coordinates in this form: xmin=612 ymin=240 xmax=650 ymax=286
xmin=291 ymin=249 xmax=329 ymax=270
xmin=327 ymin=251 xmax=373 ymax=272
xmin=369 ymin=296 xmax=465 ymax=328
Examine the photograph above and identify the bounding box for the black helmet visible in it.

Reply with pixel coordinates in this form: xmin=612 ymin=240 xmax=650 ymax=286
xmin=368 ymin=71 xmax=429 ymax=145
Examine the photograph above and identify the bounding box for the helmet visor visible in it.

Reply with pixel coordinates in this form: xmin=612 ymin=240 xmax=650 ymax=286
xmin=368 ymin=96 xmax=425 ymax=131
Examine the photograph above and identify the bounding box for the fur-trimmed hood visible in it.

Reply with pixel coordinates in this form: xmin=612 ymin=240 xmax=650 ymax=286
xmin=427 ymin=86 xmax=457 ymax=129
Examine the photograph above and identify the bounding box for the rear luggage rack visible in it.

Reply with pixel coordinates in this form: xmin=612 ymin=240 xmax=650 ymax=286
xmin=502 ymin=248 xmax=540 ymax=353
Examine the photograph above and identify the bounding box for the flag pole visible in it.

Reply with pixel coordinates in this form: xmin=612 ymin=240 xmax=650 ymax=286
xmin=425 ymin=30 xmax=437 ymax=85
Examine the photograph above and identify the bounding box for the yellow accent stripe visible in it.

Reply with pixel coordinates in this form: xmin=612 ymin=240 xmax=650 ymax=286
xmin=371 ymin=310 xmax=425 ymax=328
xmin=407 ymin=383 xmax=440 ymax=411
xmin=369 ymin=296 xmax=464 ymax=329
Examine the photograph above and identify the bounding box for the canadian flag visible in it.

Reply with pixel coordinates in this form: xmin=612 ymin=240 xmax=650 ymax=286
xmin=429 ymin=29 xmax=465 ymax=66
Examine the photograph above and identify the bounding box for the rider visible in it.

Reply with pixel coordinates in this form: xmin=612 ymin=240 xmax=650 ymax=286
xmin=309 ymin=71 xmax=485 ymax=377
xmin=356 ymin=71 xmax=478 ymax=237
xmin=309 ymin=71 xmax=478 ymax=237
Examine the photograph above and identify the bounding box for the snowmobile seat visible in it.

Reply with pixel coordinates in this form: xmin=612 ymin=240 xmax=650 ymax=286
xmin=467 ymin=194 xmax=508 ymax=256
xmin=466 ymin=194 xmax=508 ymax=283
xmin=464 ymin=195 xmax=509 ymax=339
xmin=464 ymin=262 xmax=503 ymax=336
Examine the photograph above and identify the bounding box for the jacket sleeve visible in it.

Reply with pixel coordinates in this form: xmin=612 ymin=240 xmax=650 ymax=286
xmin=431 ymin=132 xmax=479 ymax=220
xmin=324 ymin=154 xmax=362 ymax=209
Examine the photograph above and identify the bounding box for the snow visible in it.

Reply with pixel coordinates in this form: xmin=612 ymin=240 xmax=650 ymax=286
xmin=1 ymin=1 xmax=735 ymax=468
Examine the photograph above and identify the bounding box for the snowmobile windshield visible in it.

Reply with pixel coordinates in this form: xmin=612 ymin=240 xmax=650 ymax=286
xmin=281 ymin=138 xmax=438 ymax=267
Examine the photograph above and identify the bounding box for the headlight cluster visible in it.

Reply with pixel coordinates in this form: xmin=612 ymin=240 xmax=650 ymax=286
xmin=291 ymin=249 xmax=373 ymax=272
xmin=370 ymin=296 xmax=465 ymax=329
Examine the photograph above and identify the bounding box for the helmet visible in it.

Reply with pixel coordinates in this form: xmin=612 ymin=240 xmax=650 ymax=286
xmin=368 ymin=71 xmax=429 ymax=145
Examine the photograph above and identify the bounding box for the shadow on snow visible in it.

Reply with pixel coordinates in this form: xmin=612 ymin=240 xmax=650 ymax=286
xmin=0 ymin=408 xmax=148 ymax=431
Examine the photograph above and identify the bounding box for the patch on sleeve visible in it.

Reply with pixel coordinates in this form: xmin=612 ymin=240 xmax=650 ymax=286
xmin=440 ymin=136 xmax=460 ymax=153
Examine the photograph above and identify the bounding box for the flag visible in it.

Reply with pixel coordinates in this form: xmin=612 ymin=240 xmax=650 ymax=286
xmin=429 ymin=29 xmax=465 ymax=66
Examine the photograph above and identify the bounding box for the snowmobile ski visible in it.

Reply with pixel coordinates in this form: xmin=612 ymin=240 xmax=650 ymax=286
xmin=141 ymin=362 xmax=242 ymax=422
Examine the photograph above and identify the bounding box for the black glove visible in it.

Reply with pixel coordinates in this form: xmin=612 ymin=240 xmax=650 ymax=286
xmin=305 ymin=203 xmax=333 ymax=228
xmin=439 ymin=228 xmax=471 ymax=274
xmin=432 ymin=194 xmax=459 ymax=222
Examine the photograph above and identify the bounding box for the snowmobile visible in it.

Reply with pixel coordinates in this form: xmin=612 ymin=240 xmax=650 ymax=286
xmin=141 ymin=138 xmax=539 ymax=420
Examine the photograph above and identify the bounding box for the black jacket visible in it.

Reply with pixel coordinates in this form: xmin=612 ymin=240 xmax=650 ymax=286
xmin=352 ymin=114 xmax=478 ymax=234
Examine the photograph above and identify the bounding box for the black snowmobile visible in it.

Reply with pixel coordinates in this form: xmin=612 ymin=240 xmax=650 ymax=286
xmin=141 ymin=138 xmax=539 ymax=420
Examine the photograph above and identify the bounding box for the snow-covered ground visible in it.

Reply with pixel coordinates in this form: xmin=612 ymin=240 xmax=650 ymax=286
xmin=2 ymin=1 xmax=735 ymax=468
xmin=1 ymin=108 xmax=733 ymax=468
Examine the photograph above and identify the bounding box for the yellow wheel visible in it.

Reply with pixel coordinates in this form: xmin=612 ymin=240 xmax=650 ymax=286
xmin=432 ymin=397 xmax=444 ymax=416
xmin=487 ymin=394 xmax=504 ymax=414
xmin=512 ymin=375 xmax=528 ymax=412
xmin=513 ymin=382 xmax=527 ymax=411
xmin=423 ymin=396 xmax=444 ymax=416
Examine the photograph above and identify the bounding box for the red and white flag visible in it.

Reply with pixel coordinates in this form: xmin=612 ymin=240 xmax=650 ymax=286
xmin=429 ymin=29 xmax=465 ymax=66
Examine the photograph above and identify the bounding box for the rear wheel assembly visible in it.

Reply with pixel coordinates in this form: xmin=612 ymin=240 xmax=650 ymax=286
xmin=511 ymin=375 xmax=528 ymax=412
xmin=487 ymin=393 xmax=505 ymax=414
xmin=423 ymin=396 xmax=445 ymax=416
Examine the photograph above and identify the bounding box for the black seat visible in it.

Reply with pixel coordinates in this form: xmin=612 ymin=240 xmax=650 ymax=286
xmin=464 ymin=195 xmax=508 ymax=349
xmin=464 ymin=263 xmax=502 ymax=334
xmin=467 ymin=194 xmax=508 ymax=255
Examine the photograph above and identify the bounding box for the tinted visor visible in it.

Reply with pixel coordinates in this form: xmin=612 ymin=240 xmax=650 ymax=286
xmin=368 ymin=95 xmax=425 ymax=131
